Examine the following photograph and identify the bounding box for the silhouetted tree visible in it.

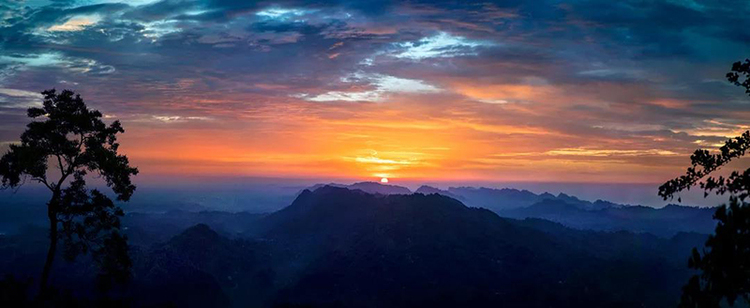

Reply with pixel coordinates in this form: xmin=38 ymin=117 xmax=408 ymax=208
xmin=660 ymin=59 xmax=750 ymax=308
xmin=0 ymin=89 xmax=138 ymax=298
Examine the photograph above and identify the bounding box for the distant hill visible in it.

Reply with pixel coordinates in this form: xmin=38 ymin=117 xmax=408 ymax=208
xmin=131 ymin=224 xmax=274 ymax=307
xmin=437 ymin=186 xmax=552 ymax=210
xmin=308 ymin=181 xmax=412 ymax=195
xmin=124 ymin=210 xmax=264 ymax=246
xmin=416 ymin=185 xmax=714 ymax=237
xmin=414 ymin=185 xmax=465 ymax=200
xmin=500 ymin=201 xmax=716 ymax=237
xmin=418 ymin=185 xmax=623 ymax=211
xmin=310 ymin=183 xmax=620 ymax=212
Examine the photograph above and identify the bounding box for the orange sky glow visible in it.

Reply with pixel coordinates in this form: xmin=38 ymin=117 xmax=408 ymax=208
xmin=2 ymin=1 xmax=749 ymax=186
xmin=113 ymin=85 xmax=742 ymax=184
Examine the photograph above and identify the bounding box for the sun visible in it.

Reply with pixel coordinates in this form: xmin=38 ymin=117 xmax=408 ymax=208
xmin=380 ymin=177 xmax=389 ymax=183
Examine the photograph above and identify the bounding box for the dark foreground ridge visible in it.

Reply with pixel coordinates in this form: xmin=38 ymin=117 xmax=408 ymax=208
xmin=260 ymin=186 xmax=701 ymax=307
xmin=1 ymin=185 xmax=706 ymax=307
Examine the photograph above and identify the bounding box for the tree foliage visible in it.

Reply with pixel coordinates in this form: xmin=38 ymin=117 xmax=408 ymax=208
xmin=658 ymin=131 xmax=750 ymax=203
xmin=661 ymin=60 xmax=750 ymax=308
xmin=0 ymin=89 xmax=138 ymax=296
xmin=727 ymin=59 xmax=750 ymax=96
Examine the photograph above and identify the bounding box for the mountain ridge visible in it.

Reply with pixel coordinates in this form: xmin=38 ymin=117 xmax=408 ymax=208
xmin=259 ymin=186 xmax=699 ymax=307
xmin=305 ymin=182 xmax=716 ymax=237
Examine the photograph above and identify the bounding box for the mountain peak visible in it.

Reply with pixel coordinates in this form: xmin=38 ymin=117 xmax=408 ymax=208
xmin=348 ymin=182 xmax=412 ymax=195
xmin=180 ymin=223 xmax=218 ymax=237
xmin=415 ymin=185 xmax=465 ymax=200
xmin=307 ymin=181 xmax=412 ymax=196
xmin=166 ymin=223 xmax=225 ymax=250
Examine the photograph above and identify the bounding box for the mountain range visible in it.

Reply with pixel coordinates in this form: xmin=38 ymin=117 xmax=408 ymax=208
xmin=257 ymin=186 xmax=703 ymax=307
xmin=0 ymin=183 xmax=717 ymax=307
xmin=302 ymin=182 xmax=716 ymax=236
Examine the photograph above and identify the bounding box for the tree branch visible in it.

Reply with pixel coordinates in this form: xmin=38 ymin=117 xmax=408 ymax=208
xmin=34 ymin=176 xmax=53 ymax=191
xmin=55 ymin=154 xmax=70 ymax=191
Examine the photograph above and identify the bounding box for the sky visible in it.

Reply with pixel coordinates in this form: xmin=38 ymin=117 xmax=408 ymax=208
xmin=1 ymin=0 xmax=750 ymax=186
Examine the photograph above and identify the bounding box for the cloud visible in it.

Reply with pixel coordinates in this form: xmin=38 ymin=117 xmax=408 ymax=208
xmin=0 ymin=53 xmax=115 ymax=75
xmin=47 ymin=15 xmax=101 ymax=32
xmin=546 ymin=148 xmax=679 ymax=157
xmin=0 ymin=88 xmax=43 ymax=109
xmin=151 ymin=115 xmax=211 ymax=123
xmin=577 ymin=68 xmax=648 ymax=82
xmin=300 ymin=73 xmax=442 ymax=102
xmin=388 ymin=32 xmax=495 ymax=60
xmin=256 ymin=7 xmax=315 ymax=21
xmin=138 ymin=19 xmax=182 ymax=40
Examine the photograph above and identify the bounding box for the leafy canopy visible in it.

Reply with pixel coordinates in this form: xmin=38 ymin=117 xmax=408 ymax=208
xmin=660 ymin=60 xmax=750 ymax=308
xmin=0 ymin=89 xmax=137 ymax=200
xmin=0 ymin=89 xmax=138 ymax=289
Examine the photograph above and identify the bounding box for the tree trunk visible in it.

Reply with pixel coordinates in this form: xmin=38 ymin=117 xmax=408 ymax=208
xmin=39 ymin=195 xmax=59 ymax=299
